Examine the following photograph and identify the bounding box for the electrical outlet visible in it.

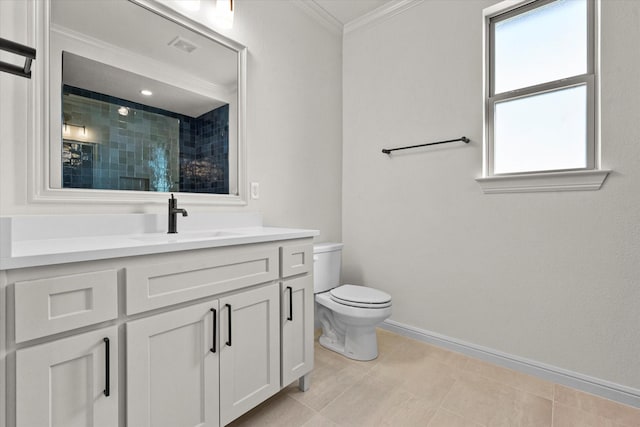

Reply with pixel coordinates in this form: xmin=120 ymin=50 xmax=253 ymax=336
xmin=250 ymin=182 xmax=260 ymax=200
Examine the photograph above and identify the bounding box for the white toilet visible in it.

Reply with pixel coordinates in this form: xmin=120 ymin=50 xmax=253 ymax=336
xmin=314 ymin=243 xmax=392 ymax=361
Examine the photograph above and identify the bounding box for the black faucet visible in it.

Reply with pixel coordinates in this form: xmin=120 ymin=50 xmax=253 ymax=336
xmin=168 ymin=193 xmax=188 ymax=234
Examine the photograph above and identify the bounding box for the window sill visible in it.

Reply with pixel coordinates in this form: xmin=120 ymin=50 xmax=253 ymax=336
xmin=475 ymin=169 xmax=610 ymax=194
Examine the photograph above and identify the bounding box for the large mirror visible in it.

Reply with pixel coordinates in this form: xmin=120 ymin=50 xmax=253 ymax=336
xmin=41 ymin=0 xmax=246 ymax=204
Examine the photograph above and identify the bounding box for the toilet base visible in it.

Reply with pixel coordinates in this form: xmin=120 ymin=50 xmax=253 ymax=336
xmin=318 ymin=325 xmax=379 ymax=361
xmin=315 ymin=291 xmax=391 ymax=361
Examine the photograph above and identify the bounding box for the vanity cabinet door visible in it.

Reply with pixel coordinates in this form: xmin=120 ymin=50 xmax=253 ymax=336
xmin=281 ymin=275 xmax=314 ymax=388
xmin=16 ymin=326 xmax=118 ymax=427
xmin=127 ymin=300 xmax=219 ymax=427
xmin=219 ymin=283 xmax=280 ymax=425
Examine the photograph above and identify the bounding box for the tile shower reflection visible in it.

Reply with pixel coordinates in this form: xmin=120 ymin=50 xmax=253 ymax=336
xmin=61 ymin=85 xmax=229 ymax=194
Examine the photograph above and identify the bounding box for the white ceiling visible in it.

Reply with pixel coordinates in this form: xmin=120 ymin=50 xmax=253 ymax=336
xmin=63 ymin=53 xmax=227 ymax=117
xmin=52 ymin=0 xmax=237 ymax=117
xmin=52 ymin=0 xmax=237 ymax=86
xmin=311 ymin=0 xmax=395 ymax=25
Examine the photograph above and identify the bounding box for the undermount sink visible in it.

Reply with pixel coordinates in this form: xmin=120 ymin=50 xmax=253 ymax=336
xmin=130 ymin=230 xmax=242 ymax=243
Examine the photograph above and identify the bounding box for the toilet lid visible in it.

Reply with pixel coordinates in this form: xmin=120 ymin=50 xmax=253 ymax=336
xmin=330 ymin=285 xmax=391 ymax=308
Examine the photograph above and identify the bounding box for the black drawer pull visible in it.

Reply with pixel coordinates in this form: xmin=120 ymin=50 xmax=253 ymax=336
xmin=226 ymin=304 xmax=232 ymax=347
xmin=210 ymin=308 xmax=217 ymax=353
xmin=287 ymin=286 xmax=293 ymax=321
xmin=103 ymin=337 xmax=110 ymax=397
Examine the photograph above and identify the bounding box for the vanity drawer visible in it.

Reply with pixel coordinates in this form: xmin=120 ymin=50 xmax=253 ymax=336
xmin=14 ymin=269 xmax=118 ymax=343
xmin=125 ymin=247 xmax=279 ymax=315
xmin=280 ymin=244 xmax=312 ymax=278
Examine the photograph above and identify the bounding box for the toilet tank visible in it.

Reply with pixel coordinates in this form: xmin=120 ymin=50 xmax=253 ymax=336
xmin=313 ymin=242 xmax=344 ymax=293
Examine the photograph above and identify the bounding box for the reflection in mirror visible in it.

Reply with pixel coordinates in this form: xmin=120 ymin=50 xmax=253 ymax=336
xmin=62 ymin=53 xmax=229 ymax=193
xmin=48 ymin=0 xmax=245 ymax=199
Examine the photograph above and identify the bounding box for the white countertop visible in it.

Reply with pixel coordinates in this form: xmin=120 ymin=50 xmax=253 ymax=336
xmin=0 ymin=214 xmax=319 ymax=269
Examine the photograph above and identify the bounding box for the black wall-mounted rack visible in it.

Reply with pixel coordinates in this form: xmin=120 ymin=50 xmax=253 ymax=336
xmin=0 ymin=37 xmax=36 ymax=79
xmin=382 ymin=136 xmax=470 ymax=155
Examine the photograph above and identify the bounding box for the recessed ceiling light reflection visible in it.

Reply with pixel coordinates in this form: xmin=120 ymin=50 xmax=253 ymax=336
xmin=118 ymin=106 xmax=129 ymax=116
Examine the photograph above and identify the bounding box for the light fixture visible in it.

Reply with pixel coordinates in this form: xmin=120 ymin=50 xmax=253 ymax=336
xmin=140 ymin=89 xmax=153 ymax=96
xmin=118 ymin=106 xmax=129 ymax=116
xmin=212 ymin=0 xmax=234 ymax=29
xmin=63 ymin=122 xmax=87 ymax=137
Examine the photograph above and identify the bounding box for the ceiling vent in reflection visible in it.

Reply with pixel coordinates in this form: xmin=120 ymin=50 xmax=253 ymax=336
xmin=168 ymin=36 xmax=199 ymax=54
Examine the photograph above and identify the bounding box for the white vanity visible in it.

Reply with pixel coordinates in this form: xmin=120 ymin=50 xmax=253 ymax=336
xmin=0 ymin=213 xmax=318 ymax=427
xmin=0 ymin=0 xmax=318 ymax=424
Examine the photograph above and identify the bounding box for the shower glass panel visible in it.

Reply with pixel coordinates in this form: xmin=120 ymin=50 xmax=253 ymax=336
xmin=61 ymin=83 xmax=230 ymax=194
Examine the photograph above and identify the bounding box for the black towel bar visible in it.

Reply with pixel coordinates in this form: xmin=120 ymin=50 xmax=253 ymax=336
xmin=382 ymin=136 xmax=470 ymax=155
xmin=0 ymin=37 xmax=36 ymax=79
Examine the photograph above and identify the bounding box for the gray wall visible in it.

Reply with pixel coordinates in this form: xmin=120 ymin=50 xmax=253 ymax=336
xmin=342 ymin=0 xmax=640 ymax=391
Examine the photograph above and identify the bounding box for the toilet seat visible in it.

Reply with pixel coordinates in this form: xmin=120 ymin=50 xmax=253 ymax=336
xmin=329 ymin=285 xmax=392 ymax=309
xmin=316 ymin=292 xmax=392 ymax=320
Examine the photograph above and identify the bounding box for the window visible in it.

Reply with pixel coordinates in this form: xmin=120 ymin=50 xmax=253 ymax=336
xmin=479 ymin=0 xmax=608 ymax=193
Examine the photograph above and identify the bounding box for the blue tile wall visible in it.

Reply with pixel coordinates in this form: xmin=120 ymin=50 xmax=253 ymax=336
xmin=62 ymin=85 xmax=229 ymax=194
xmin=62 ymin=142 xmax=94 ymax=188
xmin=181 ymin=105 xmax=229 ymax=194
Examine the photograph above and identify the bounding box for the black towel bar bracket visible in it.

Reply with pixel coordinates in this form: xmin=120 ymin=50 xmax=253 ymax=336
xmin=382 ymin=136 xmax=470 ymax=155
xmin=0 ymin=37 xmax=36 ymax=79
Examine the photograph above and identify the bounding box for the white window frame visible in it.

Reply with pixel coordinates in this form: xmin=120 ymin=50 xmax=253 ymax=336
xmin=477 ymin=0 xmax=609 ymax=193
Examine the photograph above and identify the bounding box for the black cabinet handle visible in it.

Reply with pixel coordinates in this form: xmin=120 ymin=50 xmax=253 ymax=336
xmin=287 ymin=286 xmax=293 ymax=321
xmin=210 ymin=308 xmax=217 ymax=353
xmin=226 ymin=304 xmax=232 ymax=346
xmin=103 ymin=337 xmax=110 ymax=397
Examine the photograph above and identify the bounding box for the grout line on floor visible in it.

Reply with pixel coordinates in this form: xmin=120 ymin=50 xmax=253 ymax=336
xmin=550 ymin=385 xmax=556 ymax=426
xmin=459 ymin=362 xmax=554 ymax=402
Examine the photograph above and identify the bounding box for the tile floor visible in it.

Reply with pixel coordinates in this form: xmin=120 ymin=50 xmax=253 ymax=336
xmin=229 ymin=329 xmax=640 ymax=427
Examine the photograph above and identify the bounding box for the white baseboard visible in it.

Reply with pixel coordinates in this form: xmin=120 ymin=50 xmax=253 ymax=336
xmin=381 ymin=319 xmax=640 ymax=409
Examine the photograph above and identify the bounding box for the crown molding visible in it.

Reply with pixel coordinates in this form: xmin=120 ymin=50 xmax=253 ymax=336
xmin=344 ymin=0 xmax=424 ymax=34
xmin=292 ymin=0 xmax=424 ymax=37
xmin=291 ymin=0 xmax=343 ymax=36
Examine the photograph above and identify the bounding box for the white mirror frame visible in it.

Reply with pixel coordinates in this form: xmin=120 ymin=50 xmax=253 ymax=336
xmin=28 ymin=0 xmax=247 ymax=205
